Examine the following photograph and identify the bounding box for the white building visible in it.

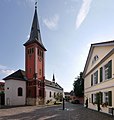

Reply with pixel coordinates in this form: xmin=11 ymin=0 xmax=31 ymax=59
xmin=3 ymin=70 xmax=63 ymax=106
xmin=4 ymin=70 xmax=26 ymax=106
xmin=83 ymin=40 xmax=114 ymax=114
xmin=45 ymin=78 xmax=63 ymax=103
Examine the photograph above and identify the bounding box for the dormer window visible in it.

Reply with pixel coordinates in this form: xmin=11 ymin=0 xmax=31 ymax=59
xmin=92 ymin=55 xmax=99 ymax=65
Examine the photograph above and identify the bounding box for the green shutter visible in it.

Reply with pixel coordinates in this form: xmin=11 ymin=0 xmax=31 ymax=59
xmin=99 ymin=92 xmax=103 ymax=104
xmin=91 ymin=74 xmax=93 ymax=86
xmin=100 ymin=67 xmax=103 ymax=82
xmin=91 ymin=94 xmax=93 ymax=103
xmin=96 ymin=71 xmax=98 ymax=84
xmin=108 ymin=91 xmax=112 ymax=106
xmin=108 ymin=60 xmax=112 ymax=79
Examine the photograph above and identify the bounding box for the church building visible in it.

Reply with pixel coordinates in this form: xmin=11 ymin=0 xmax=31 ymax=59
xmin=3 ymin=4 xmax=63 ymax=106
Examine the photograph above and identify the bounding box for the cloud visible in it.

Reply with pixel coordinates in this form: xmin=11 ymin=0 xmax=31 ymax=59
xmin=43 ymin=15 xmax=59 ymax=30
xmin=0 ymin=64 xmax=15 ymax=76
xmin=71 ymin=0 xmax=79 ymax=2
xmin=76 ymin=0 xmax=92 ymax=29
xmin=0 ymin=65 xmax=7 ymax=69
xmin=0 ymin=69 xmax=15 ymax=76
xmin=25 ymin=0 xmax=34 ymax=3
xmin=27 ymin=34 xmax=30 ymax=39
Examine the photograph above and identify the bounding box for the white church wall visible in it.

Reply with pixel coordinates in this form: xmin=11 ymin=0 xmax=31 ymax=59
xmin=45 ymin=85 xmax=63 ymax=103
xmin=5 ymin=80 xmax=26 ymax=106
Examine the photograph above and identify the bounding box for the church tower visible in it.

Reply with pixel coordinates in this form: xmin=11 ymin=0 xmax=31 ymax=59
xmin=24 ymin=3 xmax=46 ymax=105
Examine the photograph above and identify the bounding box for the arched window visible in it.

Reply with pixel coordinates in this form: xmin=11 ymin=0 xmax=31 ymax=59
xmin=18 ymin=87 xmax=23 ymax=96
xmin=50 ymin=91 xmax=51 ymax=97
xmin=54 ymin=92 xmax=56 ymax=98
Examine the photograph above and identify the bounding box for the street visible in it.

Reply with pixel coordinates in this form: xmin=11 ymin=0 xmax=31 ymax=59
xmin=0 ymin=102 xmax=114 ymax=120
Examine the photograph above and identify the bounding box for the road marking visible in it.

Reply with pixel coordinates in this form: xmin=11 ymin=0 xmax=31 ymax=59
xmin=38 ymin=114 xmax=58 ymax=120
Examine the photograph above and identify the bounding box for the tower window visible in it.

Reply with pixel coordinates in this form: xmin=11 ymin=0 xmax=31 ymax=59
xmin=40 ymin=51 xmax=41 ymax=56
xmin=41 ymin=51 xmax=43 ymax=58
xmin=28 ymin=48 xmax=34 ymax=54
xmin=30 ymin=48 xmax=32 ymax=54
xmin=39 ymin=69 xmax=41 ymax=75
xmin=38 ymin=49 xmax=39 ymax=55
xmin=28 ymin=49 xmax=30 ymax=54
xmin=32 ymin=48 xmax=34 ymax=53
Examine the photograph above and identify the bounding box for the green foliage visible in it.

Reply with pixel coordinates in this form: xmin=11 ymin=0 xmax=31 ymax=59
xmin=65 ymin=96 xmax=71 ymax=102
xmin=73 ymin=72 xmax=84 ymax=97
xmin=54 ymin=93 xmax=63 ymax=102
xmin=0 ymin=91 xmax=4 ymax=95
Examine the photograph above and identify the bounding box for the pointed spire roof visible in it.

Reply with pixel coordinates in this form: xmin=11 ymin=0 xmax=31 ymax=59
xmin=24 ymin=4 xmax=46 ymax=51
xmin=52 ymin=73 xmax=55 ymax=82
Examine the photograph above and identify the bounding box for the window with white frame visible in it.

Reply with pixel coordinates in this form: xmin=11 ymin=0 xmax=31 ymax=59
xmin=94 ymin=71 xmax=98 ymax=84
xmin=91 ymin=71 xmax=98 ymax=86
xmin=93 ymin=94 xmax=97 ymax=103
xmin=104 ymin=64 xmax=109 ymax=80
xmin=103 ymin=92 xmax=108 ymax=103
xmin=102 ymin=91 xmax=112 ymax=106
xmin=100 ymin=60 xmax=112 ymax=82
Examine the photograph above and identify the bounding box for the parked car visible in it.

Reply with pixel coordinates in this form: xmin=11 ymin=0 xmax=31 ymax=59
xmin=71 ymin=100 xmax=80 ymax=104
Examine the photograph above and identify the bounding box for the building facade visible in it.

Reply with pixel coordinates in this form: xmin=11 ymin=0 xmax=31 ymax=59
xmin=45 ymin=78 xmax=63 ymax=103
xmin=4 ymin=70 xmax=26 ymax=106
xmin=83 ymin=41 xmax=114 ymax=114
xmin=3 ymin=5 xmax=63 ymax=106
xmin=0 ymin=80 xmax=5 ymax=106
xmin=23 ymin=5 xmax=46 ymax=105
xmin=3 ymin=70 xmax=63 ymax=106
xmin=0 ymin=81 xmax=4 ymax=93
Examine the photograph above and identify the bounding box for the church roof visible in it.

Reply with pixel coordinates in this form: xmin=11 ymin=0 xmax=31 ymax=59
xmin=83 ymin=40 xmax=114 ymax=77
xmin=24 ymin=7 xmax=46 ymax=51
xmin=3 ymin=70 xmax=63 ymax=90
xmin=3 ymin=69 xmax=27 ymax=81
xmin=45 ymin=79 xmax=63 ymax=90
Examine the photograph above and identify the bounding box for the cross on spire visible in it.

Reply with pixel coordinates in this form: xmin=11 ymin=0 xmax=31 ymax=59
xmin=52 ymin=73 xmax=55 ymax=83
xmin=35 ymin=0 xmax=38 ymax=9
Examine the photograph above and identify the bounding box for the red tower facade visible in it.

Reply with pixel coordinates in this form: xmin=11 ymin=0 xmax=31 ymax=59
xmin=24 ymin=6 xmax=46 ymax=105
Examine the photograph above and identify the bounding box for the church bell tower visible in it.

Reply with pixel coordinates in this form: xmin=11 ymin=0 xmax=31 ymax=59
xmin=24 ymin=3 xmax=46 ymax=105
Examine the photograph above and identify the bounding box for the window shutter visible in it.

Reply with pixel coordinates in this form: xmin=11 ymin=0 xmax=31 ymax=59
xmin=99 ymin=92 xmax=103 ymax=104
xmin=108 ymin=60 xmax=112 ymax=79
xmin=91 ymin=94 xmax=93 ymax=103
xmin=96 ymin=71 xmax=98 ymax=84
xmin=108 ymin=91 xmax=112 ymax=106
xmin=91 ymin=74 xmax=93 ymax=86
xmin=100 ymin=67 xmax=103 ymax=82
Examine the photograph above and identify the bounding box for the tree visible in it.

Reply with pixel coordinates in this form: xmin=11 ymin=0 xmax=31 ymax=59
xmin=54 ymin=93 xmax=63 ymax=102
xmin=73 ymin=72 xmax=84 ymax=97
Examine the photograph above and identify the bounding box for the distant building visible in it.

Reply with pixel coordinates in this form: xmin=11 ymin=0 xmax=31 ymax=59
xmin=45 ymin=78 xmax=63 ymax=103
xmin=0 ymin=80 xmax=4 ymax=93
xmin=64 ymin=91 xmax=84 ymax=104
xmin=0 ymin=80 xmax=5 ymax=105
xmin=83 ymin=40 xmax=114 ymax=114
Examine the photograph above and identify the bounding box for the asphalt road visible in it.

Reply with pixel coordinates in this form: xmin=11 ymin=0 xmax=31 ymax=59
xmin=0 ymin=102 xmax=114 ymax=120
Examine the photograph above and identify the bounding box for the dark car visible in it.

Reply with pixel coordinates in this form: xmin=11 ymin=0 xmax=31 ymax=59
xmin=71 ymin=100 xmax=80 ymax=104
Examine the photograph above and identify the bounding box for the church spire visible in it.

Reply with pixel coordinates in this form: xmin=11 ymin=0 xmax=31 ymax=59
xmin=24 ymin=1 xmax=46 ymax=51
xmin=52 ymin=73 xmax=55 ymax=83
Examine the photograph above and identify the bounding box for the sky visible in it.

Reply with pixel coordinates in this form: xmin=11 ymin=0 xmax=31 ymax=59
xmin=0 ymin=0 xmax=114 ymax=92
